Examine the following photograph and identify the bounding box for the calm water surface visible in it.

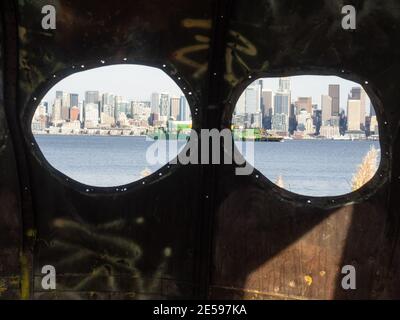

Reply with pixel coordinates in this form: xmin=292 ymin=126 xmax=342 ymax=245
xmin=34 ymin=135 xmax=380 ymax=196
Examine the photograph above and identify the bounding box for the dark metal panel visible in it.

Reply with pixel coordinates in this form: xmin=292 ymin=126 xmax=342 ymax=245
xmin=15 ymin=0 xmax=214 ymax=299
xmin=210 ymin=0 xmax=400 ymax=299
xmin=0 ymin=3 xmax=23 ymax=300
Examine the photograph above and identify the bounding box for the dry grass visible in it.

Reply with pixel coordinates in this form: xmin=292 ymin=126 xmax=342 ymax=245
xmin=140 ymin=168 xmax=152 ymax=178
xmin=276 ymin=175 xmax=285 ymax=188
xmin=351 ymin=146 xmax=379 ymax=191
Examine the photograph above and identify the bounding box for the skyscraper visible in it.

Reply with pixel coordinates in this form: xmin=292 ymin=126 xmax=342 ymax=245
xmin=274 ymin=93 xmax=290 ymax=115
xmin=328 ymin=84 xmax=340 ymax=116
xmin=261 ymin=89 xmax=273 ymax=117
xmin=70 ymin=93 xmax=79 ymax=108
xmin=244 ymin=81 xmax=261 ymax=114
xmin=84 ymin=103 xmax=99 ymax=128
xmin=52 ymin=98 xmax=62 ymax=122
xmin=295 ymin=97 xmax=312 ymax=115
xmin=85 ymin=91 xmax=100 ymax=104
xmin=321 ymin=95 xmax=333 ymax=123
xmin=347 ymin=99 xmax=361 ymax=131
xmin=55 ymin=91 xmax=63 ymax=99
xmin=349 ymin=87 xmax=367 ymax=126
xmin=151 ymin=92 xmax=160 ymax=114
xmin=170 ymin=97 xmax=180 ymax=119
xmin=61 ymin=92 xmax=71 ymax=121
xmin=279 ymin=77 xmax=290 ymax=91
xmin=159 ymin=93 xmax=170 ymax=117
xmin=179 ymin=96 xmax=190 ymax=121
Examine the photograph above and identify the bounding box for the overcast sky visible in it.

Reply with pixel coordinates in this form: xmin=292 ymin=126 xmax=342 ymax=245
xmin=42 ymin=65 xmax=371 ymax=112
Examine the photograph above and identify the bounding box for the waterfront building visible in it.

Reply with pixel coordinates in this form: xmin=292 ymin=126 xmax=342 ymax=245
xmin=296 ymin=110 xmax=315 ymax=134
xmin=84 ymin=102 xmax=99 ymax=128
xmin=319 ymin=125 xmax=340 ymax=139
xmin=271 ymin=113 xmax=289 ymax=132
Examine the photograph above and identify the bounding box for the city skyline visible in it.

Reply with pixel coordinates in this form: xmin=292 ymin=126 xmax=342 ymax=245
xmin=42 ymin=65 xmax=370 ymax=112
xmin=42 ymin=65 xmax=185 ymax=103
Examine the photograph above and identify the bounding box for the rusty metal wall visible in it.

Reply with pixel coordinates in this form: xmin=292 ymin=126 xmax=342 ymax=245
xmin=0 ymin=0 xmax=399 ymax=300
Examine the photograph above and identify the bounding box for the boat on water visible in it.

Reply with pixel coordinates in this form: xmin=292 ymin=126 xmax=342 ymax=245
xmin=233 ymin=128 xmax=284 ymax=142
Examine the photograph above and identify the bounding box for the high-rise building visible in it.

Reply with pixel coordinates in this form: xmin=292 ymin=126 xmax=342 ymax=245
xmin=274 ymin=93 xmax=290 ymax=115
xmin=170 ymin=97 xmax=180 ymax=119
xmin=279 ymin=77 xmax=290 ymax=91
xmin=370 ymin=116 xmax=378 ymax=135
xmin=179 ymin=96 xmax=190 ymax=121
xmin=321 ymin=95 xmax=333 ymax=123
xmin=84 ymin=103 xmax=99 ymax=128
xmin=61 ymin=92 xmax=71 ymax=121
xmin=55 ymin=91 xmax=63 ymax=99
xmin=70 ymin=93 xmax=79 ymax=108
xmin=328 ymin=84 xmax=340 ymax=116
xmin=273 ymin=77 xmax=291 ymax=123
xmin=261 ymin=89 xmax=273 ymax=117
xmin=271 ymin=113 xmax=289 ymax=132
xmin=347 ymin=99 xmax=361 ymax=131
xmin=349 ymin=87 xmax=367 ymax=127
xmin=151 ymin=92 xmax=160 ymax=114
xmin=295 ymin=97 xmax=312 ymax=115
xmin=296 ymin=110 xmax=315 ymax=134
xmin=70 ymin=106 xmax=80 ymax=121
xmin=85 ymin=91 xmax=100 ymax=104
xmin=52 ymin=98 xmax=62 ymax=122
xmin=159 ymin=93 xmax=170 ymax=117
xmin=244 ymin=82 xmax=261 ymax=114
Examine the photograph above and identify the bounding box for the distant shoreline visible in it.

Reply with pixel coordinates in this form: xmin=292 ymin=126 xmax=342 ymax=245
xmin=32 ymin=133 xmax=380 ymax=142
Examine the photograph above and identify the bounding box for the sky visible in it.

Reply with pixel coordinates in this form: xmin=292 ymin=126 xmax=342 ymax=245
xmin=42 ymin=64 xmax=185 ymax=103
xmin=42 ymin=65 xmax=372 ymax=113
